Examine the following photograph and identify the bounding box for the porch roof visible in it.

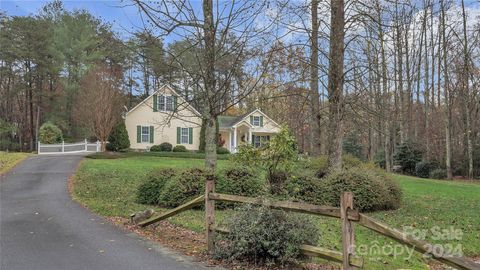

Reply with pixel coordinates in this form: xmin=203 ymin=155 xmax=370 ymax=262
xmin=218 ymin=112 xmax=251 ymax=129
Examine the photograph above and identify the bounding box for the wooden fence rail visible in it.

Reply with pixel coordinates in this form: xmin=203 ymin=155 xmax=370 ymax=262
xmin=139 ymin=191 xmax=480 ymax=270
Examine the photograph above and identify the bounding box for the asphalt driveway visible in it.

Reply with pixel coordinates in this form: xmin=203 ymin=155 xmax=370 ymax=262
xmin=0 ymin=154 xmax=217 ymax=270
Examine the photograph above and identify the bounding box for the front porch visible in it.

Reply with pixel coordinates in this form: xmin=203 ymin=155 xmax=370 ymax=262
xmin=219 ymin=122 xmax=273 ymax=153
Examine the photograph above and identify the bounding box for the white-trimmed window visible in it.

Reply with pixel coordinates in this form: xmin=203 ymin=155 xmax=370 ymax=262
xmin=158 ymin=95 xmax=174 ymax=111
xmin=141 ymin=126 xmax=150 ymax=143
xmin=181 ymin=127 xmax=189 ymax=144
xmin=252 ymin=116 xmax=261 ymax=126
xmin=253 ymin=135 xmax=270 ymax=148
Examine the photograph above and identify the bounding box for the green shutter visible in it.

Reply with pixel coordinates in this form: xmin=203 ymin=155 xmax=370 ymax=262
xmin=153 ymin=95 xmax=158 ymax=112
xmin=251 ymin=134 xmax=255 ymax=146
xmin=177 ymin=127 xmax=181 ymax=144
xmin=173 ymin=96 xmax=178 ymax=111
xmin=137 ymin=126 xmax=141 ymax=143
xmin=188 ymin=127 xmax=193 ymax=144
xmin=250 ymin=115 xmax=253 ymax=125
xmin=260 ymin=116 xmax=264 ymax=127
xmin=149 ymin=126 xmax=154 ymax=143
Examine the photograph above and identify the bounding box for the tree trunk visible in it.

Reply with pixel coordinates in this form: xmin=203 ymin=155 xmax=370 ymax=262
xmin=203 ymin=0 xmax=217 ymax=171
xmin=441 ymin=0 xmax=452 ymax=180
xmin=461 ymin=0 xmax=473 ymax=179
xmin=327 ymin=0 xmax=345 ymax=169
xmin=309 ymin=0 xmax=322 ymax=156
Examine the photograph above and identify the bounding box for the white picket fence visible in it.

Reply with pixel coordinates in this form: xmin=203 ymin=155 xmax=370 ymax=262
xmin=38 ymin=139 xmax=102 ymax=155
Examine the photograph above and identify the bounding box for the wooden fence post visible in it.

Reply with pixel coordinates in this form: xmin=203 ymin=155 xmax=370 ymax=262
xmin=341 ymin=192 xmax=355 ymax=270
xmin=205 ymin=175 xmax=216 ymax=254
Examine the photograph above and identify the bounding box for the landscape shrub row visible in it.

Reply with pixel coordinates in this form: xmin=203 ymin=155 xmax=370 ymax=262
xmin=136 ymin=166 xmax=265 ymax=208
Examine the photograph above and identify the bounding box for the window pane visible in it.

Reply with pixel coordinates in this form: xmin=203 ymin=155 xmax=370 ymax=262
xmin=181 ymin=128 xmax=189 ymax=144
xmin=141 ymin=126 xmax=149 ymax=143
xmin=166 ymin=96 xmax=173 ymax=111
xmin=158 ymin=95 xmax=165 ymax=111
xmin=253 ymin=116 xmax=260 ymax=126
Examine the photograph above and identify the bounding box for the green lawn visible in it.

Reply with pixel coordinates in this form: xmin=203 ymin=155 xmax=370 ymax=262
xmin=72 ymin=156 xmax=480 ymax=270
xmin=0 ymin=152 xmax=30 ymax=175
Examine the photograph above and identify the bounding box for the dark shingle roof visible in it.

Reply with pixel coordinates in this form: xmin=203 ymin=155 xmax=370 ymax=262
xmin=218 ymin=110 xmax=254 ymax=128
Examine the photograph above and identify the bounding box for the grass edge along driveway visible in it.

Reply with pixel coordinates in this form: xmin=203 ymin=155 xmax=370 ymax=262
xmin=0 ymin=152 xmax=30 ymax=175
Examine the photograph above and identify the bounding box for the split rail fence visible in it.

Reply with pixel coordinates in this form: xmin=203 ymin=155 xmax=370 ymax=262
xmin=139 ymin=184 xmax=480 ymax=270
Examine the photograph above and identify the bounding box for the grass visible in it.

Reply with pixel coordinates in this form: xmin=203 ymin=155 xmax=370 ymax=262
xmin=0 ymin=151 xmax=30 ymax=175
xmin=87 ymin=151 xmax=231 ymax=160
xmin=72 ymin=155 xmax=480 ymax=269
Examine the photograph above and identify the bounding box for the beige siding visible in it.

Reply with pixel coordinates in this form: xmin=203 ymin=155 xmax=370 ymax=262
xmin=246 ymin=112 xmax=280 ymax=133
xmin=125 ymin=87 xmax=202 ymax=150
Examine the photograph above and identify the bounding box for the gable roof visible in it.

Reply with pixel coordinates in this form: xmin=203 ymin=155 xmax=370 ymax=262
xmin=218 ymin=109 xmax=279 ymax=129
xmin=125 ymin=84 xmax=201 ymax=117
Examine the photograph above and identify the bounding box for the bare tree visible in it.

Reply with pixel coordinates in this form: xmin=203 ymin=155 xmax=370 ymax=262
xmin=74 ymin=65 xmax=125 ymax=151
xmin=327 ymin=0 xmax=345 ymax=168
xmin=133 ymin=0 xmax=280 ymax=171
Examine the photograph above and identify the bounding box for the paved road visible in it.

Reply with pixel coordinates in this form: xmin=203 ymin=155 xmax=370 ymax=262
xmin=0 ymin=155 xmax=216 ymax=270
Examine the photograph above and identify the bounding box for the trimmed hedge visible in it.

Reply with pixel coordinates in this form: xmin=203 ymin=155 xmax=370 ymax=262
xmin=158 ymin=168 xmax=207 ymax=207
xmin=136 ymin=168 xmax=176 ymax=204
xmin=216 ymin=166 xmax=265 ymax=206
xmin=286 ymin=171 xmax=326 ymax=205
xmin=173 ymin=145 xmax=188 ymax=152
xmin=322 ymin=167 xmax=402 ymax=212
xmin=150 ymin=142 xmax=173 ymax=152
xmin=87 ymin=151 xmax=231 ymax=160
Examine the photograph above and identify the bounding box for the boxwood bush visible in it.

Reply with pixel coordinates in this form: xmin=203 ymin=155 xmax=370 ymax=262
xmin=216 ymin=166 xmax=265 ymax=208
xmin=150 ymin=142 xmax=172 ymax=152
xmin=286 ymin=171 xmax=326 ymax=205
xmin=215 ymin=204 xmax=318 ymax=265
xmin=172 ymin=145 xmax=188 ymax=152
xmin=136 ymin=168 xmax=176 ymax=204
xmin=321 ymin=167 xmax=402 ymax=211
xmin=158 ymin=168 xmax=206 ymax=207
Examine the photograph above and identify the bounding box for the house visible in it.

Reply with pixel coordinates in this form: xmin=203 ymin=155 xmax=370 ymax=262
xmin=124 ymin=85 xmax=280 ymax=152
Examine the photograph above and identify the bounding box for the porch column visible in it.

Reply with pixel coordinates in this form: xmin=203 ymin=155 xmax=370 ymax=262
xmin=248 ymin=130 xmax=252 ymax=144
xmin=233 ymin=127 xmax=237 ymax=153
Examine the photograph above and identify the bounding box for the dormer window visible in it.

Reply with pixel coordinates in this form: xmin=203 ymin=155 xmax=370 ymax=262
xmin=252 ymin=116 xmax=260 ymax=126
xmin=158 ymin=95 xmax=174 ymax=111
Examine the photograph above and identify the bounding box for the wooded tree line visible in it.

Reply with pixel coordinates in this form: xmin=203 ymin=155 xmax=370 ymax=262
xmin=1 ymin=0 xmax=479 ymax=178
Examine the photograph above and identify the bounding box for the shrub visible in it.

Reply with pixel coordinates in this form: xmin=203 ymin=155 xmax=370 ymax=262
xmin=430 ymin=168 xmax=447 ymax=180
xmin=107 ymin=121 xmax=130 ymax=151
xmin=217 ymin=147 xmax=230 ymax=154
xmin=158 ymin=168 xmax=206 ymax=207
xmin=305 ymin=155 xmax=329 ymax=178
xmin=215 ymin=204 xmax=318 ymax=265
xmin=322 ymin=167 xmax=402 ymax=211
xmin=342 ymin=154 xmax=363 ymax=169
xmin=39 ymin=122 xmax=63 ymax=144
xmin=394 ymin=140 xmax=423 ymax=174
xmin=216 ymin=166 xmax=265 ymax=208
xmin=150 ymin=142 xmax=172 ymax=152
xmin=136 ymin=168 xmax=176 ymax=205
xmin=172 ymin=145 xmax=188 ymax=152
xmin=415 ymin=161 xmax=432 ymax=178
xmin=217 ymin=166 xmax=265 ymax=197
xmin=286 ymin=171 xmax=326 ymax=205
